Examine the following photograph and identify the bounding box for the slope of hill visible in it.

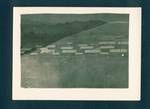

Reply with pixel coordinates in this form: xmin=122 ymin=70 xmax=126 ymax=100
xmin=53 ymin=21 xmax=129 ymax=45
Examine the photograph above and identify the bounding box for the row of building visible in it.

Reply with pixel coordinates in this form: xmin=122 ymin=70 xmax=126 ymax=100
xmin=21 ymin=41 xmax=128 ymax=56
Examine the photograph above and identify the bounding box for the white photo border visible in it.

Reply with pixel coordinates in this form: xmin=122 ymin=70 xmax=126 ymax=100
xmin=12 ymin=7 xmax=141 ymax=101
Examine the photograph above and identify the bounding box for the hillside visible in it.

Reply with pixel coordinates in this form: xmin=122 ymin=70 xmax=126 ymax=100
xmin=53 ymin=21 xmax=129 ymax=45
xmin=21 ymin=14 xmax=129 ymax=48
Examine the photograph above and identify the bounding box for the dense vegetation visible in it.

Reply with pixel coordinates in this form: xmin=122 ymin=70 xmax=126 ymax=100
xmin=21 ymin=19 xmax=106 ymax=48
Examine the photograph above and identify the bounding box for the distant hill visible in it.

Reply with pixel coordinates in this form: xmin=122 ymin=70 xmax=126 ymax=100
xmin=21 ymin=14 xmax=129 ymax=25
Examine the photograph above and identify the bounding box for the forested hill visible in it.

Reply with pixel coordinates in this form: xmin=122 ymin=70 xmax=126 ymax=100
xmin=21 ymin=19 xmax=106 ymax=48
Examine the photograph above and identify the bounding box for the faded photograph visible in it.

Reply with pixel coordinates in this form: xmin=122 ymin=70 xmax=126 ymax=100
xmin=21 ymin=14 xmax=129 ymax=88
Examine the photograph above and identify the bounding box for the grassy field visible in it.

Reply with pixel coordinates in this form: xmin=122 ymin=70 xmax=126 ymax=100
xmin=21 ymin=14 xmax=129 ymax=88
xmin=54 ymin=21 xmax=129 ymax=45
xmin=21 ymin=54 xmax=128 ymax=88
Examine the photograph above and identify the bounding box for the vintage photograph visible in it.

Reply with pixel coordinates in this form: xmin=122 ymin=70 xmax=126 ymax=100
xmin=13 ymin=7 xmax=141 ymax=100
xmin=21 ymin=14 xmax=129 ymax=88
